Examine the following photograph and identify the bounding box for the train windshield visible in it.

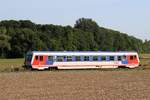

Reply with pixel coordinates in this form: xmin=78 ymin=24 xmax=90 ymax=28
xmin=25 ymin=54 xmax=32 ymax=62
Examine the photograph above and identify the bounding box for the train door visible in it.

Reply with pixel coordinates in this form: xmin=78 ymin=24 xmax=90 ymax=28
xmin=46 ymin=56 xmax=54 ymax=65
xmin=33 ymin=55 xmax=46 ymax=66
xmin=33 ymin=55 xmax=39 ymax=65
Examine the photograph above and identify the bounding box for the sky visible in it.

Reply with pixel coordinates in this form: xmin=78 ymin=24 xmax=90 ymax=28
xmin=0 ymin=0 xmax=150 ymax=40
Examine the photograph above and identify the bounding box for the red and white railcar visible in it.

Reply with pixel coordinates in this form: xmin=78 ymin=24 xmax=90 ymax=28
xmin=24 ymin=51 xmax=140 ymax=70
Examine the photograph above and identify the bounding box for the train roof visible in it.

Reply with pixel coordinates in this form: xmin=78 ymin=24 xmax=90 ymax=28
xmin=27 ymin=51 xmax=138 ymax=56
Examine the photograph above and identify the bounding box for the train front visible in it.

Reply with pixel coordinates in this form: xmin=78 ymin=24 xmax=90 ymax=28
xmin=24 ymin=52 xmax=33 ymax=69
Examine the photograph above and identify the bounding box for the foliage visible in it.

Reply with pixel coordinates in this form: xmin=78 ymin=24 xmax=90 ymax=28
xmin=0 ymin=18 xmax=149 ymax=58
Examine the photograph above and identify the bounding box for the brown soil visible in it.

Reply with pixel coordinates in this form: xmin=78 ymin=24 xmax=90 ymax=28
xmin=0 ymin=70 xmax=150 ymax=100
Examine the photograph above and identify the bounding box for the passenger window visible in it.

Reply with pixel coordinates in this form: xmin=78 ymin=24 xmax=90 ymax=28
xmin=117 ymin=56 xmax=121 ymax=61
xmin=35 ymin=56 xmax=38 ymax=61
xmin=93 ymin=56 xmax=98 ymax=61
xmin=84 ymin=56 xmax=89 ymax=61
xmin=67 ymin=56 xmax=72 ymax=61
xmin=110 ymin=56 xmax=114 ymax=61
xmin=48 ymin=56 xmax=53 ymax=61
xmin=75 ymin=56 xmax=81 ymax=61
xmin=114 ymin=56 xmax=118 ymax=61
xmin=57 ymin=56 xmax=64 ymax=62
xmin=122 ymin=55 xmax=126 ymax=61
xmin=40 ymin=56 xmax=43 ymax=61
xmin=101 ymin=56 xmax=106 ymax=61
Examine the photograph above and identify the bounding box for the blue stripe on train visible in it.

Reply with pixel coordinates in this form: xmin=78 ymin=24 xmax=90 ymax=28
xmin=106 ymin=56 xmax=110 ymax=61
xmin=121 ymin=60 xmax=128 ymax=64
xmin=98 ymin=56 xmax=101 ymax=61
xmin=46 ymin=57 xmax=53 ymax=65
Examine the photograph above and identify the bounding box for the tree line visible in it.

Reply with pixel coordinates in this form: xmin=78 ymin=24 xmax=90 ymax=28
xmin=0 ymin=18 xmax=149 ymax=58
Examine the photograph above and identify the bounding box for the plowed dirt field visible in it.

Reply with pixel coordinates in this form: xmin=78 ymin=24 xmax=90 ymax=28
xmin=0 ymin=70 xmax=150 ymax=100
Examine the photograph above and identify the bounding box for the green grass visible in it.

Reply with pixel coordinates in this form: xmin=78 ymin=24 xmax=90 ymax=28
xmin=139 ymin=54 xmax=150 ymax=70
xmin=0 ymin=58 xmax=25 ymax=72
xmin=139 ymin=53 xmax=150 ymax=59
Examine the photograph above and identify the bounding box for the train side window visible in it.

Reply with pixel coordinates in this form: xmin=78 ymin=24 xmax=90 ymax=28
xmin=48 ymin=56 xmax=53 ymax=61
xmin=98 ymin=56 xmax=102 ymax=61
xmin=40 ymin=56 xmax=43 ymax=61
xmin=93 ymin=56 xmax=98 ymax=61
xmin=101 ymin=56 xmax=106 ymax=61
xmin=106 ymin=56 xmax=110 ymax=61
xmin=134 ymin=55 xmax=137 ymax=59
xmin=75 ymin=56 xmax=81 ymax=61
xmin=80 ymin=56 xmax=84 ymax=61
xmin=67 ymin=56 xmax=72 ymax=61
xmin=130 ymin=56 xmax=134 ymax=60
xmin=57 ymin=56 xmax=64 ymax=62
xmin=117 ymin=56 xmax=121 ymax=61
xmin=122 ymin=55 xmax=126 ymax=61
xmin=84 ymin=56 xmax=89 ymax=61
xmin=35 ymin=56 xmax=38 ymax=61
xmin=110 ymin=56 xmax=114 ymax=61
xmin=114 ymin=56 xmax=118 ymax=61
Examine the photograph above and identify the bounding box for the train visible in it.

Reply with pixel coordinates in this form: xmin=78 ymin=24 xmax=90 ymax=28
xmin=24 ymin=51 xmax=140 ymax=70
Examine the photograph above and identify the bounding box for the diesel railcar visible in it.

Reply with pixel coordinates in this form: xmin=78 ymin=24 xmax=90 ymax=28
xmin=24 ymin=51 xmax=140 ymax=70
